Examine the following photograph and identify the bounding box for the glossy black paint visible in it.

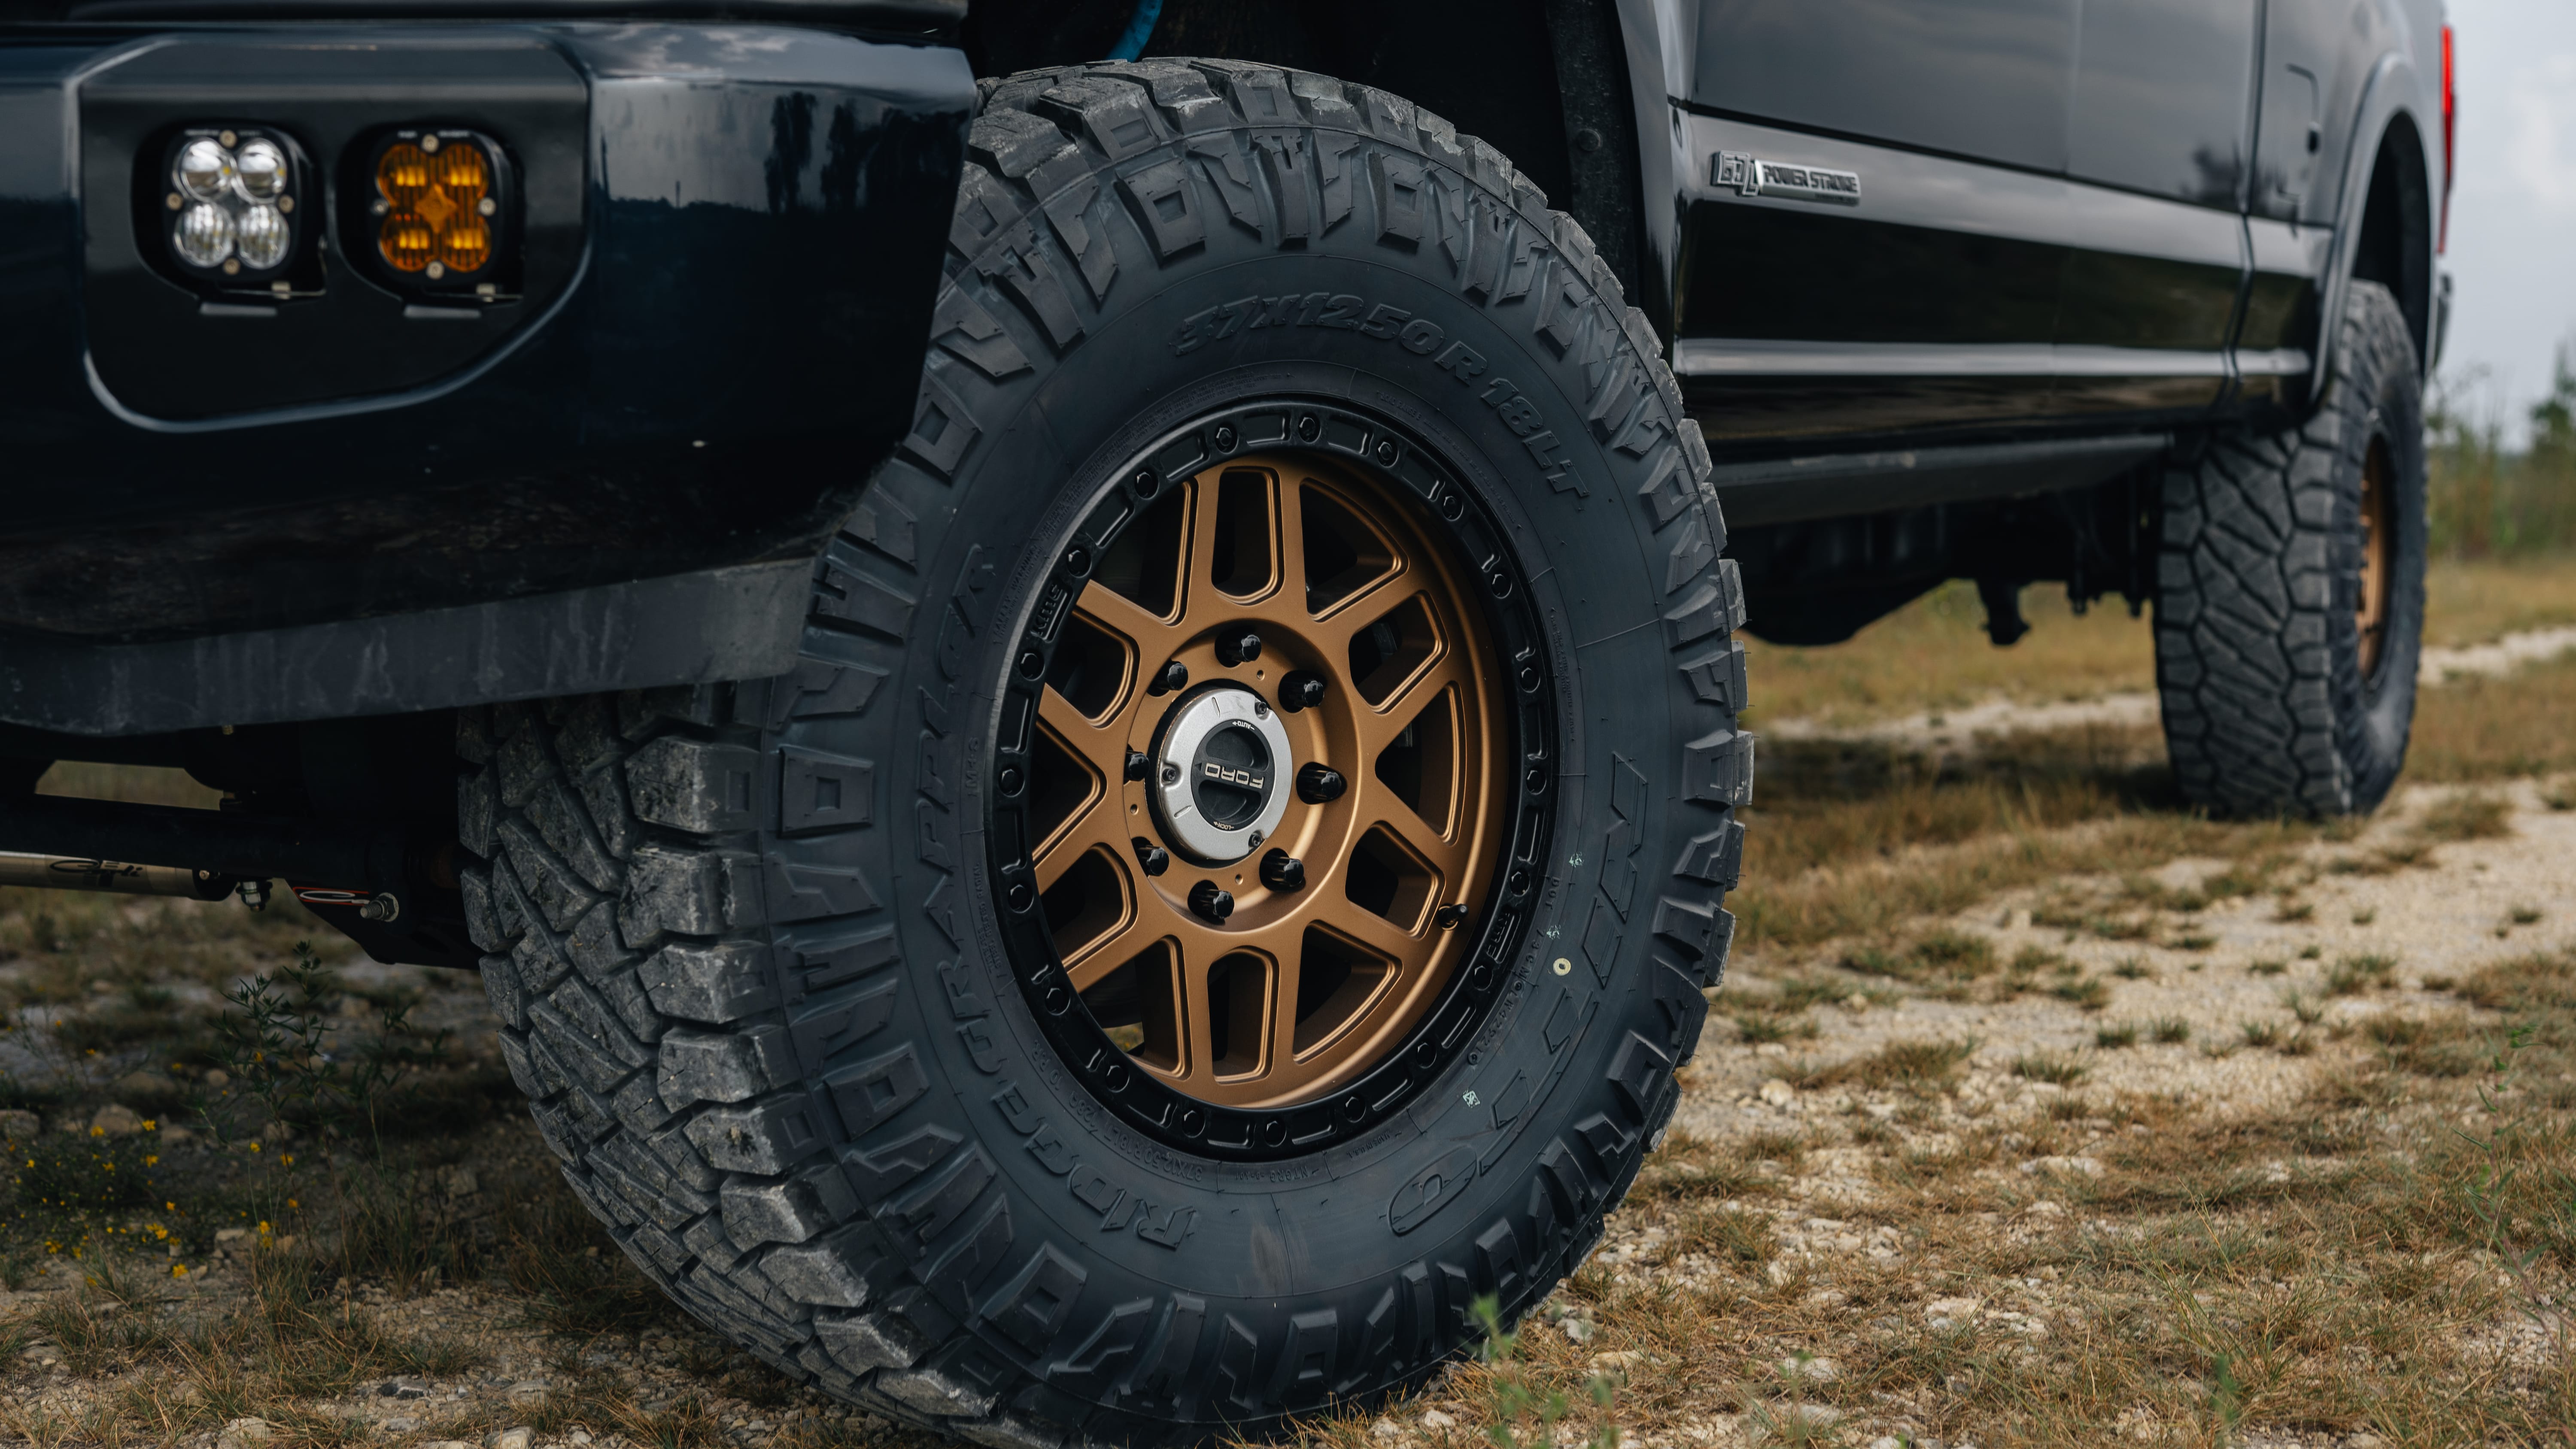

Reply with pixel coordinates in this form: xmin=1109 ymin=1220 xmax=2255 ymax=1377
xmin=1680 ymin=376 xmax=2057 ymax=445
xmin=1659 ymin=0 xmax=2440 ymax=478
xmin=82 ymin=36 xmax=588 ymax=420
xmin=2054 ymin=249 xmax=2242 ymax=351
xmin=1689 ymin=0 xmax=2075 ymax=173
xmin=1677 ymin=205 xmax=2060 ymax=346
xmin=0 ymin=22 xmax=972 ymax=647
xmin=2066 ymin=0 xmax=2254 ymax=207
xmin=2255 ymin=0 xmax=2379 ymax=225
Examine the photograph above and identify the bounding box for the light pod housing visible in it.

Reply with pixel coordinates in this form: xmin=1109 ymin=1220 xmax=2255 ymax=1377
xmin=151 ymin=125 xmax=315 ymax=297
xmin=358 ymin=127 xmax=517 ymax=300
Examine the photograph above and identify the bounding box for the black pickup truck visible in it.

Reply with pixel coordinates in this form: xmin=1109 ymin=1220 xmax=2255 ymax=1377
xmin=0 ymin=0 xmax=2449 ymax=1442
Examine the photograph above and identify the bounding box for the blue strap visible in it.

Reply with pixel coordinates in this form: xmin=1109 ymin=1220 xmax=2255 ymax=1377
xmin=1106 ymin=0 xmax=1163 ymax=61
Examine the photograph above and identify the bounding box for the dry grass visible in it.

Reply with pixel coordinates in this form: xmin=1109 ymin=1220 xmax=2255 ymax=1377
xmin=1337 ymin=947 xmax=2576 ymax=1449
xmin=2408 ymin=649 xmax=2576 ymax=782
xmin=1341 ymin=560 xmax=2576 ymax=1448
xmin=1795 ymin=1037 xmax=1978 ymax=1094
xmin=1745 ymin=579 xmax=2157 ymax=728
xmin=2422 ymin=553 xmax=2576 ymax=644
xmin=1746 ymin=558 xmax=2576 ymax=729
xmin=1733 ymin=639 xmax=2576 ymax=956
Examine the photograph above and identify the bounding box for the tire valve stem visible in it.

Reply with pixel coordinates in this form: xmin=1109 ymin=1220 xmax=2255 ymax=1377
xmin=1436 ymin=903 xmax=1468 ymax=930
xmin=1279 ymin=670 xmax=1327 ymax=712
xmin=1295 ymin=763 xmax=1346 ymax=803
xmin=1132 ymin=838 xmax=1170 ymax=877
xmin=1149 ymin=661 xmax=1189 ymax=694
xmin=1124 ymin=749 xmax=1150 ymax=782
xmin=1189 ymin=880 xmax=1234 ymax=923
xmin=1216 ymin=629 xmax=1263 ymax=667
xmin=1259 ymin=849 xmax=1306 ymax=892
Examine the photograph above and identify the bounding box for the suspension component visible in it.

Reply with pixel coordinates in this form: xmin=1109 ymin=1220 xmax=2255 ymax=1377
xmin=0 ymin=852 xmax=234 ymax=900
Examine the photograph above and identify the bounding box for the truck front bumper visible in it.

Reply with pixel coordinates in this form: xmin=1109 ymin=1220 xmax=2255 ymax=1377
xmin=0 ymin=21 xmax=971 ymax=734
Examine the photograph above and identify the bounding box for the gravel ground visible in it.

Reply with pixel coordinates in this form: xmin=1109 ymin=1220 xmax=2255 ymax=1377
xmin=1762 ymin=624 xmax=2576 ymax=746
xmin=0 ymin=732 xmax=2567 ymax=1448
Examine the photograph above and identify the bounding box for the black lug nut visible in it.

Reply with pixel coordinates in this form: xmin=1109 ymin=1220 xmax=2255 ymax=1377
xmin=1436 ymin=903 xmax=1469 ymax=930
xmin=1133 ymin=838 xmax=1170 ymax=877
xmin=1189 ymin=881 xmax=1234 ymax=923
xmin=1149 ymin=661 xmax=1189 ymax=694
xmin=1295 ymin=763 xmax=1347 ymax=803
xmin=1259 ymin=849 xmax=1306 ymax=892
xmin=1215 ymin=628 xmax=1263 ymax=667
xmin=1124 ymin=749 xmax=1150 ymax=782
xmin=1279 ymin=670 xmax=1327 ymax=712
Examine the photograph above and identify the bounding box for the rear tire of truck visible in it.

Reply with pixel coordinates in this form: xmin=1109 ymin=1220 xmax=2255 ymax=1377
xmin=458 ymin=61 xmax=1747 ymax=1446
xmin=2154 ymin=279 xmax=2427 ymax=817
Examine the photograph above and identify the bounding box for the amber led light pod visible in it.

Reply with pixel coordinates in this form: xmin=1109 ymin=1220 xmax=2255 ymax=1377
xmin=359 ymin=127 xmax=516 ymax=297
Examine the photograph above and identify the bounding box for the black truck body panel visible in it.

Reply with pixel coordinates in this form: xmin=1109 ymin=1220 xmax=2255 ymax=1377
xmin=0 ymin=20 xmax=970 ymax=731
xmin=0 ymin=0 xmax=2446 ymax=733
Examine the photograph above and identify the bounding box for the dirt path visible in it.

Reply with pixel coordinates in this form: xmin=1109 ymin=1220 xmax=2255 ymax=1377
xmin=1762 ymin=624 xmax=2576 ymax=748
xmin=3 ymin=652 xmax=2572 ymax=1449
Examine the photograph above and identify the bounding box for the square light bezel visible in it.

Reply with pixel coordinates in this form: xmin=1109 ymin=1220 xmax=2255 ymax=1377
xmin=349 ymin=125 xmax=523 ymax=303
xmin=138 ymin=123 xmax=324 ymax=300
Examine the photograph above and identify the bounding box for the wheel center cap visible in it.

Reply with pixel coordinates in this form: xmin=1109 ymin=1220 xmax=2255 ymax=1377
xmin=1153 ymin=685 xmax=1294 ymax=865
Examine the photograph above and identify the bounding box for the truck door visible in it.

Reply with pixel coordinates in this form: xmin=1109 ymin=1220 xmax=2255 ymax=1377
xmin=1674 ymin=0 xmax=2078 ymax=442
xmin=2239 ymin=0 xmax=2400 ymax=404
xmin=2054 ymin=0 xmax=2261 ymax=419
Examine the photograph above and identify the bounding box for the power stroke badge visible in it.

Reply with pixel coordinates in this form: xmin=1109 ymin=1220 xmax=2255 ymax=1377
xmin=1712 ymin=152 xmax=1862 ymax=207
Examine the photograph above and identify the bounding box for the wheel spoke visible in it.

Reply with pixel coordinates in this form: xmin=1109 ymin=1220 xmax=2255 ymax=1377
xmin=1037 ymin=682 xmax=1119 ymax=755
xmin=1062 ymin=906 xmax=1157 ymax=991
xmin=1325 ymin=899 xmax=1422 ymax=961
xmin=1275 ymin=473 xmax=1315 ymax=616
xmin=1306 ymin=573 xmax=1416 ymax=655
xmin=1357 ymin=654 xmax=1471 ymax=760
xmin=1170 ymin=929 xmax=1221 ymax=1090
xmin=1181 ymin=466 xmax=1282 ymax=620
xmin=1370 ymin=806 xmax=1473 ymax=888
xmin=1072 ymin=581 xmax=1179 ymax=660
xmin=1033 ymin=786 xmax=1127 ymax=892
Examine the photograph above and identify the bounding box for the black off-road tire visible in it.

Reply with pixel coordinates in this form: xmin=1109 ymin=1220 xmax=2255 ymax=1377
xmin=2155 ymin=279 xmax=2428 ymax=817
xmin=459 ymin=59 xmax=1747 ymax=1447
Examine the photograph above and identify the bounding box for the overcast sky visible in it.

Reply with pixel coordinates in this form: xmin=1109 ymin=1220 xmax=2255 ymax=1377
xmin=2440 ymin=0 xmax=2576 ymax=443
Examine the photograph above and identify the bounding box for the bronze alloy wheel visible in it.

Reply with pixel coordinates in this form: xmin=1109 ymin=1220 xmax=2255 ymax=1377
xmin=986 ymin=402 xmax=1553 ymax=1159
xmin=1036 ymin=449 xmax=1506 ymax=1107
xmin=2357 ymin=435 xmax=2395 ymax=680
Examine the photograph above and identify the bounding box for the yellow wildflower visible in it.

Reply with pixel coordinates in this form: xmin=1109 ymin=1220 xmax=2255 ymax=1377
xmin=171 ymin=1264 xmax=186 ymax=1278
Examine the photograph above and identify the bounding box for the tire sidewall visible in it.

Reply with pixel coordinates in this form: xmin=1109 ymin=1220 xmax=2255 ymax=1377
xmin=805 ymin=74 xmax=1733 ymax=1430
xmin=2339 ymin=283 xmax=2429 ymax=810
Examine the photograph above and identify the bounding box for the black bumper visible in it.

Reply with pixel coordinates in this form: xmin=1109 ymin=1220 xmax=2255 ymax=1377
xmin=0 ymin=21 xmax=971 ymax=734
